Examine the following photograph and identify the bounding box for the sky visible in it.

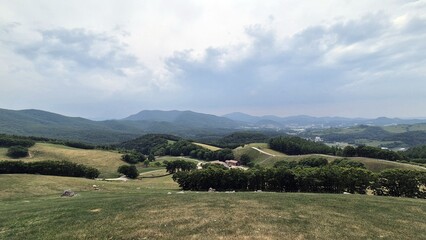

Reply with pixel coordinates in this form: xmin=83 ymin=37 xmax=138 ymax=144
xmin=1 ymin=0 xmax=426 ymax=120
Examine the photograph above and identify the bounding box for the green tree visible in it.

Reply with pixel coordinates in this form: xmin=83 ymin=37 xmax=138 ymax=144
xmin=239 ymin=154 xmax=253 ymax=167
xmin=7 ymin=146 xmax=29 ymax=158
xmin=143 ymin=159 xmax=150 ymax=167
xmin=148 ymin=153 xmax=155 ymax=162
xmin=117 ymin=165 xmax=139 ymax=179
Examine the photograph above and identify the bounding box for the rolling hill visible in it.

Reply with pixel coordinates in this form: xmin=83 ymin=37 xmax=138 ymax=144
xmin=124 ymin=110 xmax=242 ymax=129
xmin=233 ymin=143 xmax=426 ymax=172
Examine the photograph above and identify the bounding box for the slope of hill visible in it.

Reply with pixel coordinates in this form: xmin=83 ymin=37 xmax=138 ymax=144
xmin=233 ymin=143 xmax=426 ymax=172
xmin=124 ymin=110 xmax=242 ymax=129
xmin=0 ymin=177 xmax=425 ymax=239
xmin=0 ymin=108 xmax=142 ymax=144
xmin=0 ymin=143 xmax=125 ymax=178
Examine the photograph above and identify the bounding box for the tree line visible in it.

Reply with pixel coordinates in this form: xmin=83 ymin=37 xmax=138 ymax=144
xmin=269 ymin=136 xmax=335 ymax=155
xmin=172 ymin=164 xmax=426 ymax=198
xmin=269 ymin=136 xmax=405 ymax=161
xmin=0 ymin=160 xmax=100 ymax=179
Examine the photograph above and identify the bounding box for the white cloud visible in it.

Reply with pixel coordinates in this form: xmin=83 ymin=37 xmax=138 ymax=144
xmin=0 ymin=0 xmax=425 ymax=118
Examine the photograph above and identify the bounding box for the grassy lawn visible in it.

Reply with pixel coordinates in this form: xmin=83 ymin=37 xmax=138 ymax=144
xmin=0 ymin=174 xmax=425 ymax=239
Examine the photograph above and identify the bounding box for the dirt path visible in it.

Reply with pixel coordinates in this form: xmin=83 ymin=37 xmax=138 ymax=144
xmin=251 ymin=147 xmax=276 ymax=157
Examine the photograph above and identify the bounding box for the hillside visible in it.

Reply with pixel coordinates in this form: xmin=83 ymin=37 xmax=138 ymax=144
xmin=0 ymin=143 xmax=125 ymax=178
xmin=0 ymin=174 xmax=425 ymax=239
xmin=234 ymin=143 xmax=426 ymax=172
xmin=124 ymin=110 xmax=242 ymax=129
xmin=0 ymin=108 xmax=142 ymax=144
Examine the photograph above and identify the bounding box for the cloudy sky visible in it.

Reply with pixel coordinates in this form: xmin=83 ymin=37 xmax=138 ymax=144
xmin=1 ymin=0 xmax=425 ymax=119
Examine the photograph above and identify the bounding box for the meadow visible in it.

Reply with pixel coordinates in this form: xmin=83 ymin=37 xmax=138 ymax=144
xmin=0 ymin=174 xmax=425 ymax=239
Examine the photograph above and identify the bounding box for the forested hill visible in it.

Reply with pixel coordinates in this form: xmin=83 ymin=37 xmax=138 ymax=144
xmin=0 ymin=108 xmax=244 ymax=144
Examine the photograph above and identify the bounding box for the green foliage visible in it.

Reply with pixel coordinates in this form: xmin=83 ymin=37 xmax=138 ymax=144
xmin=0 ymin=160 xmax=99 ymax=179
xmin=331 ymin=158 xmax=365 ymax=168
xmin=269 ymin=136 xmax=333 ymax=155
xmin=165 ymin=160 xmax=196 ymax=174
xmin=143 ymin=160 xmax=150 ymax=167
xmin=0 ymin=134 xmax=35 ymax=148
xmin=148 ymin=153 xmax=155 ymax=162
xmin=118 ymin=134 xmax=180 ymax=155
xmin=172 ymin=166 xmax=375 ymax=194
xmin=121 ymin=152 xmax=146 ymax=164
xmin=404 ymin=144 xmax=426 ymax=159
xmin=213 ymin=132 xmax=269 ymax=148
xmin=117 ymin=165 xmax=139 ymax=179
xmin=373 ymin=169 xmax=426 ymax=198
xmin=7 ymin=146 xmax=29 ymax=158
xmin=239 ymin=154 xmax=253 ymax=167
xmin=342 ymin=145 xmax=404 ymax=161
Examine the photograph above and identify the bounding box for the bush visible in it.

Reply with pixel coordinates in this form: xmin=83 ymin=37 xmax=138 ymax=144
xmin=0 ymin=160 xmax=99 ymax=179
xmin=239 ymin=154 xmax=254 ymax=167
xmin=121 ymin=152 xmax=146 ymax=164
xmin=331 ymin=158 xmax=365 ymax=168
xmin=117 ymin=165 xmax=139 ymax=179
xmin=7 ymin=146 xmax=29 ymax=158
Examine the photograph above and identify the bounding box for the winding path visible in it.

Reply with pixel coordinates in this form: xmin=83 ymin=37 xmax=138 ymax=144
xmin=251 ymin=147 xmax=276 ymax=157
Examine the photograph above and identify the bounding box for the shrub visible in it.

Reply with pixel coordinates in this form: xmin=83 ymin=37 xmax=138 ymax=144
xmin=117 ymin=165 xmax=139 ymax=179
xmin=121 ymin=152 xmax=146 ymax=164
xmin=7 ymin=146 xmax=29 ymax=158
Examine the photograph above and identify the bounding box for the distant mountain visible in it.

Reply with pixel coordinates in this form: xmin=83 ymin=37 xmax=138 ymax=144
xmin=1 ymin=108 xmax=426 ymax=145
xmin=124 ymin=110 xmax=242 ymax=129
xmin=223 ymin=112 xmax=426 ymax=128
xmin=0 ymin=108 xmax=243 ymax=144
xmin=0 ymin=108 xmax=142 ymax=144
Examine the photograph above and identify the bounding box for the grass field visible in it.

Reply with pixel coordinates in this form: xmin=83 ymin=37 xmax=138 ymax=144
xmin=0 ymin=143 xmax=126 ymax=178
xmin=0 ymin=174 xmax=425 ymax=239
xmin=234 ymin=143 xmax=426 ymax=172
xmin=193 ymin=142 xmax=222 ymax=151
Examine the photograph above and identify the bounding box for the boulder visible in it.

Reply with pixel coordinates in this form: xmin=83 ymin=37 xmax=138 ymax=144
xmin=61 ymin=189 xmax=75 ymax=197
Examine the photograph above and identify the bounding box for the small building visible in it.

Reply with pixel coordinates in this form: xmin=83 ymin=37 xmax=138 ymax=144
xmin=225 ymin=160 xmax=239 ymax=167
xmin=210 ymin=160 xmax=230 ymax=168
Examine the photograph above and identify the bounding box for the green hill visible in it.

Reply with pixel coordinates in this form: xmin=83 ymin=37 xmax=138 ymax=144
xmin=234 ymin=143 xmax=426 ymax=172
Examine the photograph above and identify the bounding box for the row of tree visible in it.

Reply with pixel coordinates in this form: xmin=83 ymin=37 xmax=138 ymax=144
xmin=269 ymin=136 xmax=405 ymax=161
xmin=342 ymin=145 xmax=403 ymax=160
xmin=0 ymin=134 xmax=36 ymax=148
xmin=269 ymin=136 xmax=335 ymax=155
xmin=0 ymin=160 xmax=100 ymax=179
xmin=172 ymin=165 xmax=426 ymax=198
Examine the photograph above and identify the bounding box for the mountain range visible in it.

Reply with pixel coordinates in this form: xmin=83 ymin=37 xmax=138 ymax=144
xmin=1 ymin=108 xmax=426 ymax=144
